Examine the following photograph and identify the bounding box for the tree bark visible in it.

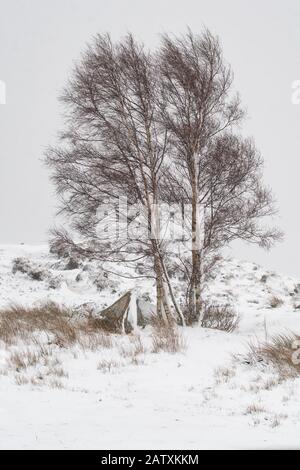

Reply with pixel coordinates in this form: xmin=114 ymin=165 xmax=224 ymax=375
xmin=189 ymin=157 xmax=203 ymax=324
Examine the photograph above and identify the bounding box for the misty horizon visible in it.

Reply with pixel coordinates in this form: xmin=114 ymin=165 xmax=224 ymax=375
xmin=1 ymin=0 xmax=299 ymax=278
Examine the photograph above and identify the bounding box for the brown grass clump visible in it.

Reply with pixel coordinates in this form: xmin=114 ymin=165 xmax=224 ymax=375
xmin=244 ymin=333 xmax=300 ymax=381
xmin=49 ymin=379 xmax=64 ymax=389
xmin=46 ymin=366 xmax=69 ymax=378
xmin=0 ymin=302 xmax=115 ymax=351
xmin=245 ymin=403 xmax=266 ymax=415
xmin=97 ymin=359 xmax=121 ymax=373
xmin=78 ymin=331 xmax=114 ymax=351
xmin=7 ymin=348 xmax=47 ymax=371
xmin=262 ymin=378 xmax=279 ymax=391
xmin=151 ymin=317 xmax=186 ymax=354
xmin=201 ymin=305 xmax=239 ymax=333
xmin=0 ymin=303 xmax=74 ymax=345
xmin=117 ymin=335 xmax=147 ymax=365
xmin=269 ymin=296 xmax=284 ymax=309
xmin=130 ymin=335 xmax=146 ymax=355
xmin=6 ymin=344 xmax=57 ymax=372
xmin=14 ymin=374 xmax=30 ymax=386
xmin=214 ymin=366 xmax=236 ymax=384
xmin=269 ymin=414 xmax=287 ymax=428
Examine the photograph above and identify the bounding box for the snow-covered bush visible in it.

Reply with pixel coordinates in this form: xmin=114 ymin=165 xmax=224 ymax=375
xmin=201 ymin=305 xmax=239 ymax=333
xmin=12 ymin=257 xmax=62 ymax=289
xmin=73 ymin=302 xmax=99 ymax=319
xmin=49 ymin=231 xmax=83 ymax=270
xmin=47 ymin=275 xmax=63 ymax=290
xmin=49 ymin=236 xmax=70 ymax=259
xmin=12 ymin=257 xmax=47 ymax=281
xmin=92 ymin=271 xmax=118 ymax=292
xmin=64 ymin=257 xmax=80 ymax=270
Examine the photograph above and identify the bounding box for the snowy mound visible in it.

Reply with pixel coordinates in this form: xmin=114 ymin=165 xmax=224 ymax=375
xmin=0 ymin=244 xmax=299 ymax=337
xmin=0 ymin=245 xmax=300 ymax=450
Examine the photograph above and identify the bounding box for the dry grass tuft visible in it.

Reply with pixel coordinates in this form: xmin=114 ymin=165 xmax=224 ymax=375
xmin=78 ymin=331 xmax=114 ymax=351
xmin=262 ymin=378 xmax=279 ymax=391
xmin=14 ymin=374 xmax=30 ymax=386
xmin=117 ymin=335 xmax=147 ymax=366
xmin=7 ymin=349 xmax=41 ymax=371
xmin=201 ymin=305 xmax=239 ymax=333
xmin=97 ymin=359 xmax=121 ymax=373
xmin=269 ymin=414 xmax=287 ymax=428
xmin=130 ymin=355 xmax=145 ymax=366
xmin=8 ymin=352 xmax=27 ymax=371
xmin=130 ymin=335 xmax=146 ymax=355
xmin=0 ymin=303 xmax=74 ymax=345
xmin=6 ymin=342 xmax=58 ymax=372
xmin=270 ymin=416 xmax=281 ymax=428
xmin=0 ymin=302 xmax=115 ymax=351
xmin=269 ymin=296 xmax=284 ymax=309
xmin=30 ymin=375 xmax=44 ymax=386
xmin=243 ymin=333 xmax=300 ymax=381
xmin=214 ymin=366 xmax=236 ymax=384
xmin=49 ymin=379 xmax=64 ymax=389
xmin=151 ymin=318 xmax=186 ymax=354
xmin=245 ymin=403 xmax=266 ymax=415
xmin=47 ymin=366 xmax=69 ymax=378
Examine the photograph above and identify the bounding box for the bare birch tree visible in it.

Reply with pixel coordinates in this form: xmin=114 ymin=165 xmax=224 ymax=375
xmin=159 ymin=30 xmax=281 ymax=323
xmin=45 ymin=34 xmax=183 ymax=325
xmin=45 ymin=29 xmax=281 ymax=327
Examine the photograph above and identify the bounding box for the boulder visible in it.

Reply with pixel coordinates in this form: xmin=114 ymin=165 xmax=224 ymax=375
xmin=93 ymin=291 xmax=133 ymax=334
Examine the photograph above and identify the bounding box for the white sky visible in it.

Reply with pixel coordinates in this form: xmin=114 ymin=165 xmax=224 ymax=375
xmin=0 ymin=0 xmax=299 ymax=277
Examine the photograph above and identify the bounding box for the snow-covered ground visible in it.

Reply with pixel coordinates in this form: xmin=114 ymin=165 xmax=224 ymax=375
xmin=0 ymin=244 xmax=299 ymax=450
